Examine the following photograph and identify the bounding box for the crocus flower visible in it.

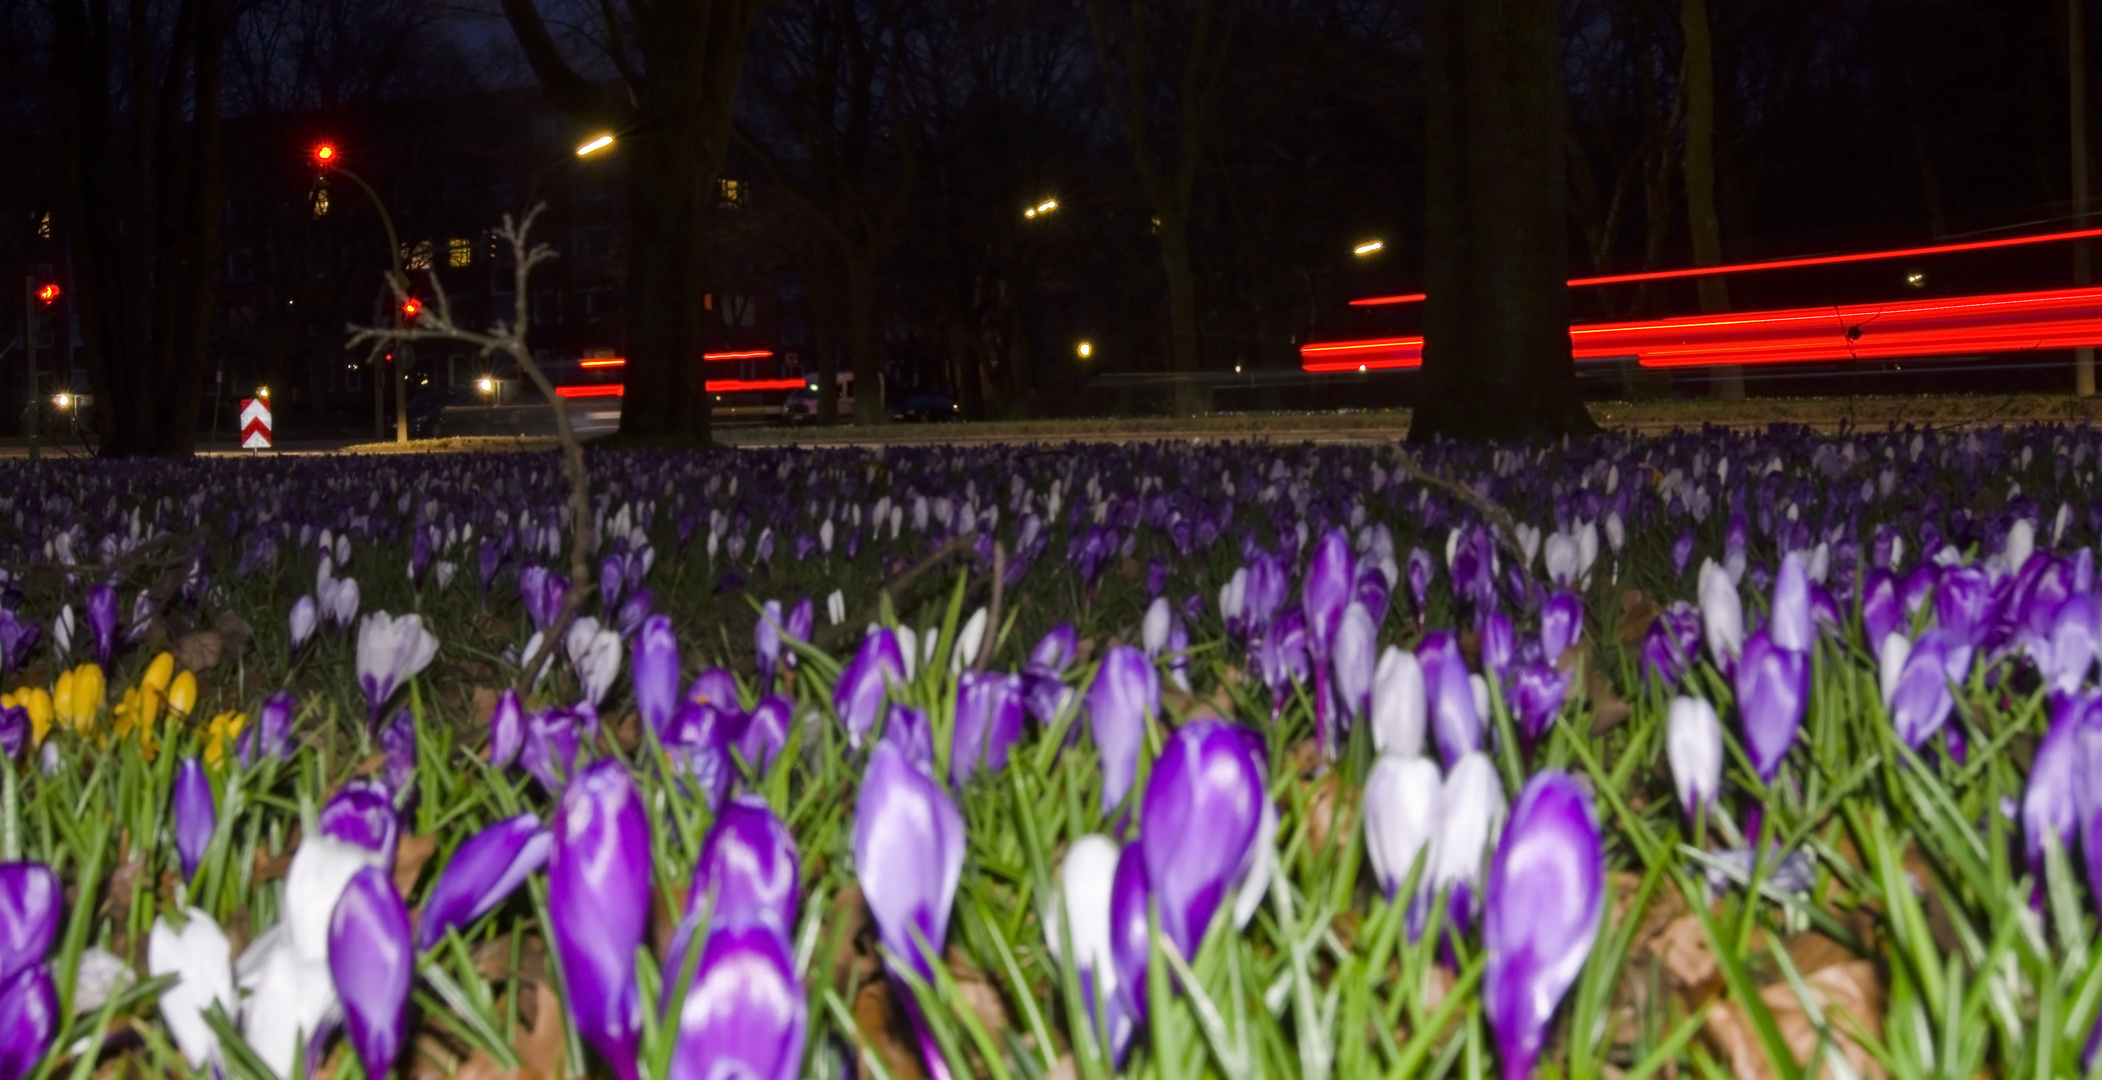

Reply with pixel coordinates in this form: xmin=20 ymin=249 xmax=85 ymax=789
xmin=1432 ymin=752 xmax=1506 ymax=934
xmin=1884 ymin=631 xmax=1955 ymax=749
xmin=237 ymin=690 xmax=297 ymax=766
xmin=519 ymin=566 xmax=567 ymax=632
xmin=319 ymin=779 xmax=398 ymax=860
xmin=667 ymin=923 xmax=807 ymax=1080
xmin=1734 ymin=631 xmax=1808 ymax=783
xmin=1484 ymin=772 xmax=1604 ymax=1080
xmin=1769 ymin=552 xmax=1813 ymax=653
xmin=87 ymin=584 xmax=118 ymax=671
xmin=1331 ymin=601 xmax=1378 ymax=732
xmin=854 ymin=741 xmax=966 ymax=1080
xmin=0 ymin=709 xmax=21 ymax=762
xmin=572 ymin=621 xmax=624 ymax=707
xmin=1031 ymin=625 xmax=1078 ymax=672
xmin=149 ymin=908 xmax=235 ymax=1068
xmin=882 ymin=705 xmax=935 ymax=773
xmin=688 ymin=667 xmax=742 ymax=712
xmin=756 ymin=601 xmax=787 ymax=681
xmin=1506 ymin=662 xmax=1571 ymax=748
xmin=2029 ymin=594 xmax=2098 ymax=701
xmin=1698 ymin=559 xmax=1743 ymax=671
xmin=0 ymin=964 xmax=56 ymax=1080
xmin=172 ymin=757 xmax=216 ymax=881
xmin=549 ymin=760 xmax=652 ymax=1080
xmin=0 ymin=865 xmax=58 ymax=988
xmin=415 ymin=815 xmax=551 ymax=951
xmin=663 ymin=702 xmax=732 ymax=808
xmin=522 ymin=706 xmax=589 ymax=794
xmin=1139 ymin=720 xmax=1266 ymax=959
xmin=632 ymin=615 xmax=682 ymax=736
xmin=1050 ymin=834 xmax=1133 ymax=1059
xmin=738 ymin=695 xmax=793 ymax=772
xmin=0 ymin=613 xmax=35 ymax=682
xmin=1371 ymin=647 xmax=1426 ymax=758
xmin=1642 ymin=603 xmax=1703 ymax=688
xmin=1088 ymin=646 xmax=1157 ymax=815
xmin=680 ymin=795 xmax=800 ymax=941
xmin=288 ymin=595 xmax=318 ymax=655
xmin=1935 ymin=565 xmax=1991 ymax=649
xmin=381 ymin=710 xmax=417 ymax=792
xmin=1479 ymin=612 xmax=1515 ymax=681
xmin=1860 ymin=571 xmax=1903 ymax=653
xmin=834 ymin=630 xmax=905 ymax=747
xmin=1106 ymin=840 xmax=1153 ymax=1036
xmin=1665 ymin=697 xmax=1723 ymax=820
xmin=1418 ymin=632 xmax=1481 ymax=768
xmin=1254 ymin=608 xmax=1310 ymax=714
xmin=1142 ymin=597 xmax=1172 ymax=659
xmin=952 ymin=671 xmax=1025 ymax=787
xmin=487 ymin=688 xmax=525 ymax=768
xmin=1364 ymin=754 xmax=1441 ymax=901
xmin=1303 ymin=529 xmax=1354 ymax=662
xmin=1539 ymin=591 xmax=1583 ymax=662
xmin=355 ymin=611 xmax=439 ymax=724
xmin=328 ymin=866 xmax=413 ymax=1079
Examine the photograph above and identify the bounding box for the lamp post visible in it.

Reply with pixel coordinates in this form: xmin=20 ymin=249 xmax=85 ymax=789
xmin=23 ymin=280 xmax=57 ymax=463
xmin=311 ymin=142 xmax=413 ymax=440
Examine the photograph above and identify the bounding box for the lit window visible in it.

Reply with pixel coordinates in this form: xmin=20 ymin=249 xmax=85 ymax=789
xmin=718 ymin=178 xmax=746 ymax=208
xmin=448 ymin=238 xmax=472 ymax=268
xmin=34 ymin=213 xmax=50 ymax=240
xmin=405 ymin=240 xmax=434 ymax=271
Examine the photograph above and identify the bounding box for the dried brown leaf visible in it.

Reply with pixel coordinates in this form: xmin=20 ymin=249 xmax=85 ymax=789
xmin=853 ymin=979 xmax=929 ymax=1080
xmin=1702 ymin=960 xmax=1885 ymax=1080
xmin=395 ymin=833 xmax=440 ymax=896
xmin=171 ymin=632 xmax=224 ymax=674
xmin=514 ymin=981 xmax=568 ymax=1080
xmin=213 ymin=610 xmax=254 ymax=657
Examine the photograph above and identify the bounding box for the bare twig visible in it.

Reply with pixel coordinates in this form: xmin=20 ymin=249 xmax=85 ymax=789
xmin=1390 ymin=446 xmax=1532 ymax=571
xmin=347 ymin=204 xmax=596 ymax=693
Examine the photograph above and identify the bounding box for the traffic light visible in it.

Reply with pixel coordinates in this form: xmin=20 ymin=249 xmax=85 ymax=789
xmin=35 ymin=284 xmax=58 ymax=305
xmin=313 ymin=143 xmax=337 ymax=166
xmin=401 ymin=297 xmax=421 ymax=321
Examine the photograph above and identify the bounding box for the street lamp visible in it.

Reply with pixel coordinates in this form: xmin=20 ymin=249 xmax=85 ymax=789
xmin=575 ymin=133 xmax=616 ymax=157
xmin=1025 ymin=198 xmax=1059 ymax=219
xmin=311 ymin=141 xmax=414 ymax=442
xmin=1353 ymin=240 xmax=1384 ymax=257
xmin=53 ymin=393 xmax=68 ymax=409
xmin=1077 ymin=340 xmax=1093 ymax=359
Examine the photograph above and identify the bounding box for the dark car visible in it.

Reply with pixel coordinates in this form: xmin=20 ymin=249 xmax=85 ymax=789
xmin=890 ymin=391 xmax=958 ymax=423
xmin=407 ymin=391 xmax=468 ymax=439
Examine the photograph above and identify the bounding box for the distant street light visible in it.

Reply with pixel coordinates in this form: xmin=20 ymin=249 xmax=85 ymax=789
xmin=477 ymin=377 xmax=495 ymax=394
xmin=1025 ymin=198 xmax=1059 ymax=219
xmin=1353 ymin=240 xmax=1384 ymax=257
xmin=1077 ymin=341 xmax=1093 ymax=359
xmin=257 ymin=386 xmax=270 ymax=400
xmin=576 ymin=134 xmax=615 ymax=157
xmin=53 ymin=394 xmax=68 ymax=409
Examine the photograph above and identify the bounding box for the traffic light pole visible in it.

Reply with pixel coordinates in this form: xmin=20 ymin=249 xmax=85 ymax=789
xmin=22 ymin=277 xmax=37 ymax=465
xmin=325 ymin=163 xmax=410 ymax=443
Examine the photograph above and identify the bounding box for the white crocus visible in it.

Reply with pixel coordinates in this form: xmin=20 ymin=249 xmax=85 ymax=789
xmin=1665 ymin=697 xmax=1724 ymax=819
xmin=952 ymin=607 xmax=989 ymax=676
xmin=826 ymin=589 xmax=847 ymax=626
xmin=1371 ymin=647 xmax=1426 ymax=757
xmin=896 ymin=627 xmax=918 ymax=681
xmin=150 ymin=909 xmax=235 ymax=1067
xmin=574 ymin=623 xmax=625 ymax=707
xmin=1877 ymin=633 xmax=1912 ymax=706
xmin=1364 ymin=754 xmax=1442 ymax=899
xmin=354 ymin=610 xmax=438 ymax=710
xmin=1141 ymin=598 xmax=1172 ymax=659
xmin=1698 ymin=558 xmax=1743 ymax=666
xmin=1431 ymin=752 xmax=1507 ymax=910
xmin=1049 ymin=834 xmax=1128 ymax=1048
xmin=237 ymin=931 xmax=338 ymax=1080
xmin=74 ymin=946 xmax=135 ymax=1016
xmin=1231 ymin=798 xmax=1277 ymax=929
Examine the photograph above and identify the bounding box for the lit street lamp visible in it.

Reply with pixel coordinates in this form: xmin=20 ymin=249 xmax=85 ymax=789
xmin=1024 ymin=198 xmax=1059 ymax=219
xmin=1353 ymin=240 xmax=1384 ymax=257
xmin=575 ymin=133 xmax=616 ymax=157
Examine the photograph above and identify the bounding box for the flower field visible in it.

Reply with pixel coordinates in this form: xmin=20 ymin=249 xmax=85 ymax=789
xmin=0 ymin=426 xmax=2095 ymax=1080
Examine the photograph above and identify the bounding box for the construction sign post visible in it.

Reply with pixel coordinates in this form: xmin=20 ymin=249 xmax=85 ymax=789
xmin=239 ymin=397 xmax=273 ymax=449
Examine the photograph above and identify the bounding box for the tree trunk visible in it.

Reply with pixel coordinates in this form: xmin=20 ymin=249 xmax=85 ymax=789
xmin=1681 ymin=0 xmax=1741 ymax=400
xmin=1409 ymin=0 xmax=1592 ymax=443
xmin=1159 ymin=212 xmax=1207 ymax=416
xmin=809 ymin=254 xmax=841 ymax=424
xmin=846 ymin=253 xmax=884 ymax=425
xmin=617 ymin=135 xmax=710 ymax=442
xmin=56 ymin=0 xmax=225 ymax=457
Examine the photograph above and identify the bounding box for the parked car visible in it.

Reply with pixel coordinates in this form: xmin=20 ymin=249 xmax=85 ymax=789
xmin=891 ymin=391 xmax=959 ymax=423
xmin=783 ymin=374 xmax=856 ymax=423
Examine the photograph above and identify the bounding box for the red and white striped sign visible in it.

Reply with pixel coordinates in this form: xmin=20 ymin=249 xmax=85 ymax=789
xmin=239 ymin=398 xmax=273 ymax=449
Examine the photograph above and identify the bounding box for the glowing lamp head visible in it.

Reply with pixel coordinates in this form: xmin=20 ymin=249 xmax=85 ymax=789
xmin=53 ymin=394 xmax=68 ymax=409
xmin=35 ymin=284 xmax=58 ymax=305
xmin=401 ymin=297 xmax=422 ymax=320
xmin=257 ymin=386 xmax=270 ymax=399
xmin=576 ymin=134 xmax=615 ymax=157
xmin=1353 ymin=240 xmax=1384 ymax=257
xmin=477 ymin=377 xmax=494 ymax=394
xmin=1077 ymin=341 xmax=1093 ymax=359
xmin=1904 ymin=268 xmax=1926 ymax=288
xmin=313 ymin=143 xmax=337 ymax=165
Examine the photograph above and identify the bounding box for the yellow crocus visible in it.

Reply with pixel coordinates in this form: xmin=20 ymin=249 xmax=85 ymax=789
xmin=202 ymin=711 xmax=246 ymax=768
xmin=167 ymin=671 xmax=198 ymax=720
xmin=13 ymin=688 xmax=51 ymax=745
xmin=54 ymin=664 xmax=104 ymax=733
xmin=141 ymin=652 xmax=176 ymax=696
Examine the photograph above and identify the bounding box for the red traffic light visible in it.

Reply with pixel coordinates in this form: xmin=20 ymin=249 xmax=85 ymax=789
xmin=313 ymin=143 xmax=337 ymax=165
xmin=401 ymin=297 xmax=421 ymax=320
xmin=35 ymin=284 xmax=58 ymax=305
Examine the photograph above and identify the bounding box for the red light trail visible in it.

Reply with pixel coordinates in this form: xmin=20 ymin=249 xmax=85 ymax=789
xmin=555 ymin=377 xmax=808 ymax=399
xmin=1301 ymin=284 xmax=2102 ymax=372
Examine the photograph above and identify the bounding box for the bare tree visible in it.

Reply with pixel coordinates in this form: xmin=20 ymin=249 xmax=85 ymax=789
xmin=499 ymin=0 xmax=768 ymax=445
xmin=52 ymin=0 xmax=230 ymax=456
xmin=1084 ymin=0 xmax=1239 ymax=417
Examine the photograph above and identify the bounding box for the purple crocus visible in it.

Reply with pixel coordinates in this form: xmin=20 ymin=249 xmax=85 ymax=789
xmin=380 ymin=710 xmax=417 ymax=792
xmin=1303 ymin=529 xmax=1355 ymax=663
xmin=1406 ymin=548 xmax=1435 ymax=614
xmin=549 ymin=760 xmax=652 ymax=1080
xmin=1106 ymin=841 xmax=1154 ymax=1036
xmin=521 ymin=706 xmax=588 ymax=794
xmin=0 ymin=612 xmax=36 ymax=683
xmin=1641 ymin=603 xmax=1704 ymax=689
xmin=1088 ymin=646 xmax=1157 ymax=816
xmin=680 ymin=795 xmax=800 ymax=941
xmin=2029 ymin=594 xmax=2098 ymax=701
xmin=951 ymin=671 xmax=1025 ymax=787
xmin=1484 ymin=772 xmax=1603 ymax=1080
xmin=667 ymin=923 xmax=807 ymax=1080
xmin=882 ymin=705 xmax=935 ymax=773
xmin=1769 ymin=552 xmax=1813 ymax=653
xmin=319 ymin=779 xmax=398 ymax=860
xmin=0 ymin=964 xmax=55 ymax=1080
xmin=1139 ymin=720 xmax=1266 ymax=960
xmin=853 ymin=741 xmax=966 ymax=1080
xmin=1478 ymin=612 xmax=1515 ymax=682
xmin=86 ymin=584 xmax=118 ymax=672
xmin=1935 ymin=565 xmax=1992 ymax=650
xmin=755 ymin=601 xmax=787 ymax=682
xmin=328 ymin=866 xmax=413 ymax=1079
xmin=1539 ymin=591 xmax=1583 ymax=662
xmin=0 ymin=709 xmax=22 ymax=761
xmin=172 ymin=758 xmax=216 ymax=881
xmin=0 ymin=865 xmax=59 ymax=988
xmin=1331 ymin=602 xmax=1378 ymax=731
xmin=631 ymin=615 xmax=682 ymax=737
xmin=487 ymin=688 xmax=525 ymax=768
xmin=519 ymin=566 xmax=567 ymax=633
xmin=1860 ymin=570 xmax=1904 ymax=653
xmin=1418 ymin=632 xmax=1481 ymax=768
xmin=355 ymin=612 xmax=439 ymax=725
xmin=738 ymin=695 xmax=793 ymax=773
xmin=1507 ymin=662 xmax=1571 ymax=748
xmin=2024 ymin=695 xmax=2083 ymax=888
xmin=834 ymin=630 xmax=905 ymax=748
xmin=663 ymin=702 xmax=733 ymax=809
xmin=1734 ymin=631 xmax=1808 ymax=784
xmin=1883 ymin=631 xmax=1955 ymax=749
xmin=237 ymin=691 xmax=298 ymax=766
xmin=415 ymin=815 xmax=551 ymax=951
